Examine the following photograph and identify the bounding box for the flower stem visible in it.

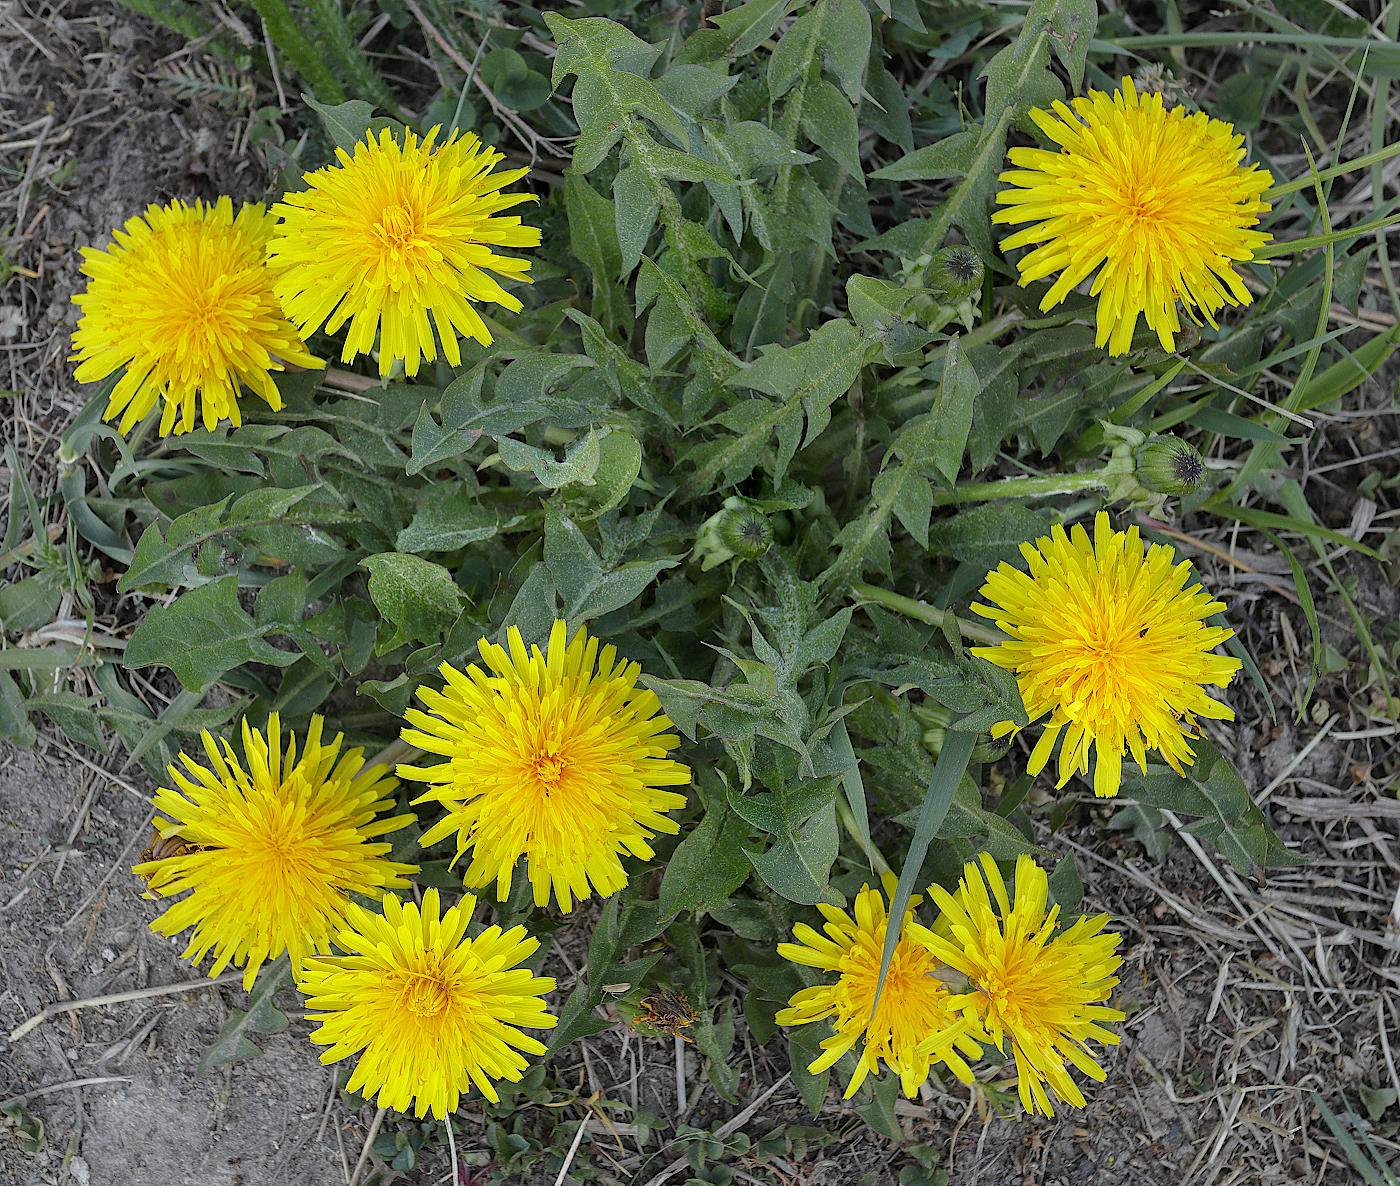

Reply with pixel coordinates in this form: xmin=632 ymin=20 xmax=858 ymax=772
xmin=365 ymin=736 xmax=421 ymax=776
xmin=852 ymin=583 xmax=1002 ymax=645
xmin=834 ymin=795 xmax=891 ymax=876
xmin=930 ymin=470 xmax=1112 ymax=507
xmin=1254 ymin=209 xmax=1400 ymax=258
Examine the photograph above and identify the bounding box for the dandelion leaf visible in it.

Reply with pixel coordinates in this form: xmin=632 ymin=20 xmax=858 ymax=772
xmin=126 ymin=577 xmax=297 ymax=692
xmin=196 ymin=960 xmax=291 ymax=1076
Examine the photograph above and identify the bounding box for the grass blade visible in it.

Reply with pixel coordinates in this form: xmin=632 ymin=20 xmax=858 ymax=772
xmin=1204 ymin=499 xmax=1382 ymax=560
xmin=1310 ymin=1092 xmax=1399 ymax=1186
xmin=831 ymin=720 xmax=887 ymax=875
xmin=870 ymin=728 xmax=975 ymax=1021
xmin=1256 ymin=526 xmax=1320 ymax=710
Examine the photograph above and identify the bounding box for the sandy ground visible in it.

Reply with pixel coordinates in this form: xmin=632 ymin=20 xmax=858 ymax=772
xmin=1 ymin=744 xmax=349 ymax=1186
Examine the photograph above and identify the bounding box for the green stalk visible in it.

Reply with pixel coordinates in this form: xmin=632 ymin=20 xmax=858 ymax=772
xmin=1106 ymin=31 xmax=1400 ymax=55
xmin=852 ymin=583 xmax=1002 ymax=645
xmin=834 ymin=795 xmax=891 ymax=876
xmin=367 ymin=736 xmax=421 ymax=776
xmin=929 ymin=469 xmax=1113 ymax=507
xmin=1108 ymin=358 xmax=1188 ymax=424
xmin=1266 ymin=140 xmax=1400 ymax=199
xmin=1255 ymin=210 xmax=1400 ymax=258
xmin=1372 ymin=0 xmax=1400 ymax=319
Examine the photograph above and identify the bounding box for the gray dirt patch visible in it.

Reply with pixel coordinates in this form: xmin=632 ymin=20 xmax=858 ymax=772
xmin=0 ymin=741 xmax=351 ymax=1186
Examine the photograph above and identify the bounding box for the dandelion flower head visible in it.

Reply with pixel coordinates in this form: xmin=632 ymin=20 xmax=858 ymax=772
xmin=776 ymin=879 xmax=985 ymax=1099
xmin=135 ymin=714 xmax=417 ymax=989
xmin=71 ymin=197 xmax=320 ymax=435
xmin=297 ymin=889 xmax=557 ymax=1117
xmin=971 ymin=512 xmax=1241 ymax=799
xmin=401 ymin=621 xmax=690 ymax=911
xmin=994 ymin=77 xmax=1273 ymax=355
xmin=917 ymin=855 xmax=1123 ymax=1117
xmin=266 ymin=125 xmax=540 ymax=377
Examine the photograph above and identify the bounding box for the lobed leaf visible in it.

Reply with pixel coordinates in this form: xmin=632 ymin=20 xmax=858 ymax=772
xmin=125 ymin=576 xmax=297 ymax=692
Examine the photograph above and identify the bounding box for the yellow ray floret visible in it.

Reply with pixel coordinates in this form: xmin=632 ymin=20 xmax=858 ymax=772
xmin=994 ymin=77 xmax=1273 ymax=355
xmin=971 ymin=511 xmax=1241 ymax=799
xmin=776 ymin=879 xmax=985 ymax=1099
xmin=134 ymin=714 xmax=417 ymax=990
xmin=70 ymin=196 xmax=321 ymax=436
xmin=266 ymin=125 xmax=540 ymax=377
xmin=399 ymin=620 xmax=691 ymax=911
xmin=915 ymin=855 xmax=1123 ymax=1117
xmin=297 ymin=889 xmax=557 ymax=1118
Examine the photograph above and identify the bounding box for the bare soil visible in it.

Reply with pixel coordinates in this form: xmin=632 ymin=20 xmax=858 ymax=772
xmin=1 ymin=3 xmax=1398 ymax=1186
xmin=0 ymin=746 xmax=349 ymax=1186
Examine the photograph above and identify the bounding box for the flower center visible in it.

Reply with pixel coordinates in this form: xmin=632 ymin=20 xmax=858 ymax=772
xmin=1114 ymin=178 xmax=1166 ymax=230
xmin=1065 ymin=612 xmax=1156 ymax=699
xmin=248 ymin=823 xmax=314 ymax=885
xmin=972 ymin=941 xmax=1063 ymax=1034
xmin=1087 ymin=632 xmax=1129 ymax=668
xmin=178 ymin=291 xmax=228 ymax=347
xmin=402 ymin=974 xmax=452 ymax=1018
xmin=526 ymin=743 xmax=569 ymax=793
xmin=849 ymin=938 xmax=946 ymax=1039
xmin=373 ymin=203 xmax=426 ymax=262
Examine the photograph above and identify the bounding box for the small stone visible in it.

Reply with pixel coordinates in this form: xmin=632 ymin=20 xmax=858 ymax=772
xmin=0 ymin=306 xmax=26 ymax=341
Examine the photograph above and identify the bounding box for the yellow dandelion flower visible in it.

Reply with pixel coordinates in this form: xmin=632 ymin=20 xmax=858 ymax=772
xmin=135 ymin=714 xmax=417 ymax=990
xmin=400 ymin=620 xmax=690 ymax=912
xmin=994 ymin=77 xmax=1273 ymax=355
xmin=776 ymin=880 xmax=985 ymax=1099
xmin=297 ymin=889 xmax=557 ymax=1118
xmin=266 ymin=125 xmax=540 ymax=377
xmin=916 ymin=854 xmax=1124 ymax=1117
xmin=971 ymin=512 xmax=1241 ymax=799
xmin=70 ymin=196 xmax=320 ymax=436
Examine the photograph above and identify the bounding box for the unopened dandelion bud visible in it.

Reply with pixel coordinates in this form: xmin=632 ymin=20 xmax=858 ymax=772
xmin=928 ymin=246 xmax=984 ymax=302
xmin=1133 ymin=435 xmax=1205 ymax=496
xmin=972 ymin=734 xmax=1011 ymax=764
xmin=1174 ymin=322 xmax=1203 ymax=353
xmin=717 ymin=506 xmax=773 ymax=560
xmin=692 ymin=515 xmax=732 ymax=571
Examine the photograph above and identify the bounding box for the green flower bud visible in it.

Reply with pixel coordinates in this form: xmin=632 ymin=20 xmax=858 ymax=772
xmin=927 ymin=246 xmax=984 ymax=302
xmin=972 ymin=734 xmax=1011 ymax=764
xmin=916 ymin=716 xmax=948 ymax=756
xmin=914 ymin=700 xmax=1009 ymax=764
xmin=1132 ymin=435 xmax=1206 ymax=496
xmin=692 ymin=515 xmax=732 ymax=572
xmin=718 ymin=505 xmax=773 ymax=559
